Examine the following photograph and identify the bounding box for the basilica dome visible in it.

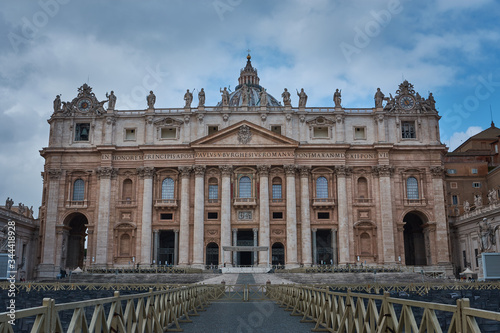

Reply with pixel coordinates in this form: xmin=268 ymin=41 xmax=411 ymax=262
xmin=217 ymin=54 xmax=281 ymax=107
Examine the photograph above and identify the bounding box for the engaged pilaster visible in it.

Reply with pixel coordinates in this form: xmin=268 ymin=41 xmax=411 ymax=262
xmin=257 ymin=165 xmax=270 ymax=266
xmin=138 ymin=167 xmax=154 ymax=265
xmin=178 ymin=166 xmax=192 ymax=266
xmin=284 ymin=164 xmax=298 ymax=267
xmin=336 ymin=165 xmax=350 ymax=264
xmin=430 ymin=166 xmax=451 ymax=264
xmin=192 ymin=165 xmax=206 ymax=268
xmin=299 ymin=165 xmax=312 ymax=266
xmin=96 ymin=167 xmax=117 ymax=265
xmin=220 ymin=165 xmax=233 ymax=266
xmin=373 ymin=165 xmax=396 ymax=264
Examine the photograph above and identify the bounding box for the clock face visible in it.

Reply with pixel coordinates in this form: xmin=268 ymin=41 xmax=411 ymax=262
xmin=399 ymin=96 xmax=415 ymax=110
xmin=77 ymin=98 xmax=92 ymax=112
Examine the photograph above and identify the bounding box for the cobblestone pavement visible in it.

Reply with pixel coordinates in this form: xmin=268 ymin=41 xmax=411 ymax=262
xmin=181 ymin=274 xmax=315 ymax=333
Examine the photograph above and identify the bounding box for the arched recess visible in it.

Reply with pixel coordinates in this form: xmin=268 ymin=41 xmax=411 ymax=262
xmin=113 ymin=223 xmax=137 ymax=264
xmin=63 ymin=212 xmax=88 ymax=269
xmin=206 ymin=242 xmax=219 ymax=266
xmin=271 ymin=242 xmax=285 ymax=266
xmin=354 ymin=221 xmax=377 ymax=262
xmin=403 ymin=211 xmax=428 ymax=266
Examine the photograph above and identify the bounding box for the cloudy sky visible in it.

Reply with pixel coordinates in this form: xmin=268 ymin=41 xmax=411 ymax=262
xmin=1 ymin=0 xmax=499 ymax=214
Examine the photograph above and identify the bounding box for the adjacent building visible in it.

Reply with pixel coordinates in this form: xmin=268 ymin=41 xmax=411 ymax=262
xmin=37 ymin=55 xmax=452 ymax=278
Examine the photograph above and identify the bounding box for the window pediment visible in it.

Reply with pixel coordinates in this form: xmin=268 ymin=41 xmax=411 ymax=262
xmin=154 ymin=117 xmax=183 ymax=127
xmin=306 ymin=116 xmax=335 ymax=126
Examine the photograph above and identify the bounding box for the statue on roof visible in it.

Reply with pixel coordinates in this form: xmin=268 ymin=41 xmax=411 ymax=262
xmin=297 ymin=88 xmax=307 ymax=108
xmin=147 ymin=91 xmax=156 ymax=109
xmin=53 ymin=95 xmax=61 ymax=113
xmin=463 ymin=200 xmax=470 ymax=213
xmin=241 ymin=85 xmax=249 ymax=106
xmin=282 ymin=88 xmax=291 ymax=107
xmin=333 ymin=89 xmax=342 ymax=107
xmin=220 ymin=87 xmax=230 ymax=106
xmin=106 ymin=91 xmax=116 ymax=110
xmin=198 ymin=88 xmax=205 ymax=107
xmin=478 ymin=218 xmax=499 ymax=253
xmin=184 ymin=89 xmax=193 ymax=108
xmin=259 ymin=89 xmax=267 ymax=106
xmin=474 ymin=194 xmax=483 ymax=208
xmin=5 ymin=197 xmax=13 ymax=210
xmin=383 ymin=93 xmax=395 ymax=112
xmin=374 ymin=88 xmax=384 ymax=108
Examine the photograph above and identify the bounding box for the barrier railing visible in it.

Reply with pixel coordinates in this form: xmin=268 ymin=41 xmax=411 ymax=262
xmin=266 ymin=284 xmax=500 ymax=332
xmin=0 ymin=284 xmax=222 ymax=333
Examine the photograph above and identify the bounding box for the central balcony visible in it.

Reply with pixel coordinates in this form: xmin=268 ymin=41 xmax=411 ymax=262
xmin=154 ymin=199 xmax=178 ymax=209
xmin=312 ymin=198 xmax=335 ymax=208
xmin=233 ymin=197 xmax=257 ymax=207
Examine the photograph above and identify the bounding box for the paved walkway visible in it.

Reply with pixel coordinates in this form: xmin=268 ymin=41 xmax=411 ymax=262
xmin=183 ymin=274 xmax=315 ymax=332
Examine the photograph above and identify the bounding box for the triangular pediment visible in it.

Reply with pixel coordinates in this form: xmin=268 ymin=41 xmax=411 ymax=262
xmin=191 ymin=120 xmax=298 ymax=147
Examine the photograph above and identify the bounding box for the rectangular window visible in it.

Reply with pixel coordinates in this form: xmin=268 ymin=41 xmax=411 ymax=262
xmin=354 ymin=127 xmax=366 ymax=140
xmin=75 ymin=123 xmax=90 ymax=141
xmin=272 ymin=212 xmax=283 ymax=219
xmin=272 ymin=184 xmax=282 ymax=199
xmin=452 ymin=195 xmax=458 ymax=205
xmin=475 ymin=249 xmax=479 ymax=267
xmin=271 ymin=125 xmax=282 ymax=135
xmin=125 ymin=128 xmax=136 ymax=141
xmin=462 ymin=250 xmax=467 ymax=268
xmin=207 ymin=212 xmax=218 ymax=219
xmin=472 ymin=182 xmax=481 ymax=188
xmin=313 ymin=127 xmax=329 ymax=138
xmin=450 ymin=182 xmax=458 ymax=189
xmin=401 ymin=121 xmax=416 ymax=139
xmin=160 ymin=213 xmax=173 ymax=220
xmin=447 ymin=169 xmax=456 ymax=174
xmin=208 ymin=184 xmax=218 ymax=200
xmin=471 ymin=168 xmax=478 ymax=174
xmin=208 ymin=126 xmax=219 ymax=135
xmin=317 ymin=212 xmax=330 ymax=219
xmin=161 ymin=127 xmax=177 ymax=139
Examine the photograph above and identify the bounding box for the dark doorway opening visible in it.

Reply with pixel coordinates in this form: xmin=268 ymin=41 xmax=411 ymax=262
xmin=403 ymin=212 xmax=427 ymax=266
xmin=316 ymin=229 xmax=332 ymax=265
xmin=206 ymin=242 xmax=219 ymax=266
xmin=272 ymin=242 xmax=285 ymax=266
xmin=65 ymin=213 xmax=88 ymax=269
xmin=158 ymin=230 xmax=175 ymax=265
xmin=237 ymin=230 xmax=254 ymax=266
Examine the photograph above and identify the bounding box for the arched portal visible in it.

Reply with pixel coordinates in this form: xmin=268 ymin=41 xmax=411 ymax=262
xmin=64 ymin=213 xmax=88 ymax=269
xmin=403 ymin=212 xmax=427 ymax=266
xmin=271 ymin=242 xmax=285 ymax=266
xmin=206 ymin=242 xmax=219 ymax=266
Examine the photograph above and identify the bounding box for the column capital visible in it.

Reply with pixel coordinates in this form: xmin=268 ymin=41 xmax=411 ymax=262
xmin=331 ymin=228 xmax=338 ymax=232
xmin=137 ymin=166 xmax=155 ymax=178
xmin=179 ymin=166 xmax=192 ymax=178
xmin=47 ymin=169 xmax=62 ymax=179
xmin=430 ymin=166 xmax=445 ymax=178
xmin=284 ymin=164 xmax=297 ymax=176
xmin=257 ymin=165 xmax=270 ymax=176
xmin=335 ymin=165 xmax=352 ymax=176
xmin=173 ymin=229 xmax=179 ymax=233
xmin=153 ymin=229 xmax=159 ymax=234
xmin=96 ymin=167 xmax=118 ymax=179
xmin=298 ymin=165 xmax=311 ymax=177
xmin=219 ymin=165 xmax=233 ymax=176
xmin=193 ymin=165 xmax=206 ymax=176
xmin=312 ymin=228 xmax=318 ymax=232
xmin=232 ymin=228 xmax=238 ymax=233
xmin=252 ymin=228 xmax=259 ymax=233
xmin=371 ymin=165 xmax=393 ymax=177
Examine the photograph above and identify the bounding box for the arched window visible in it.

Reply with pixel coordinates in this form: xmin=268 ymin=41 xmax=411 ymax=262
xmin=239 ymin=176 xmax=252 ymax=198
xmin=316 ymin=176 xmax=328 ymax=198
xmin=208 ymin=177 xmax=218 ymax=201
xmin=406 ymin=177 xmax=419 ymax=199
xmin=122 ymin=179 xmax=133 ymax=201
xmin=272 ymin=177 xmax=282 ymax=200
xmin=162 ymin=177 xmax=175 ymax=200
xmin=357 ymin=177 xmax=368 ymax=198
xmin=73 ymin=179 xmax=84 ymax=201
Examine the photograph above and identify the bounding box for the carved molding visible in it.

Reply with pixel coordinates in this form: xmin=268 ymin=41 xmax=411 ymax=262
xmin=47 ymin=169 xmax=62 ymax=179
xmin=219 ymin=165 xmax=233 ymax=176
xmin=105 ymin=116 xmax=116 ymax=125
xmin=430 ymin=166 xmax=445 ymax=178
xmin=284 ymin=164 xmax=296 ymax=176
xmin=137 ymin=167 xmax=155 ymax=178
xmin=237 ymin=125 xmax=252 ymax=144
xmin=372 ymin=165 xmax=394 ymax=177
xmin=257 ymin=165 xmax=270 ymax=176
xmin=97 ymin=167 xmax=118 ymax=179
xmin=179 ymin=166 xmax=192 ymax=178
xmin=335 ymin=165 xmax=352 ymax=176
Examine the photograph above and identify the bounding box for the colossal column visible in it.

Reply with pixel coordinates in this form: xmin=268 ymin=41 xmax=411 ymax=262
xmin=153 ymin=229 xmax=159 ymax=264
xmin=192 ymin=165 xmax=206 ymax=268
xmin=40 ymin=169 xmax=62 ymax=277
xmin=257 ymin=165 xmax=270 ymax=266
xmin=220 ymin=165 xmax=233 ymax=266
xmin=232 ymin=228 xmax=238 ymax=265
xmin=373 ymin=165 xmax=396 ymax=264
xmin=253 ymin=228 xmax=258 ymax=265
xmin=284 ymin=164 xmax=298 ymax=267
xmin=178 ymin=166 xmax=191 ymax=266
xmin=331 ymin=228 xmax=338 ymax=265
xmin=299 ymin=166 xmax=312 ymax=266
xmin=139 ymin=167 xmax=154 ymax=265
xmin=96 ymin=167 xmax=116 ymax=265
xmin=312 ymin=228 xmax=317 ymax=265
xmin=336 ymin=166 xmax=350 ymax=264
xmin=173 ymin=229 xmax=179 ymax=265
xmin=430 ymin=166 xmax=451 ymax=264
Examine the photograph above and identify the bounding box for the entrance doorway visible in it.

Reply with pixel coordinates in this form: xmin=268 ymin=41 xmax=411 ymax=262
xmin=64 ymin=213 xmax=88 ymax=269
xmin=271 ymin=242 xmax=284 ymax=266
xmin=316 ymin=229 xmax=333 ymax=265
xmin=206 ymin=242 xmax=219 ymax=266
xmin=237 ymin=230 xmax=254 ymax=266
xmin=403 ymin=212 xmax=426 ymax=265
xmin=158 ymin=230 xmax=175 ymax=265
